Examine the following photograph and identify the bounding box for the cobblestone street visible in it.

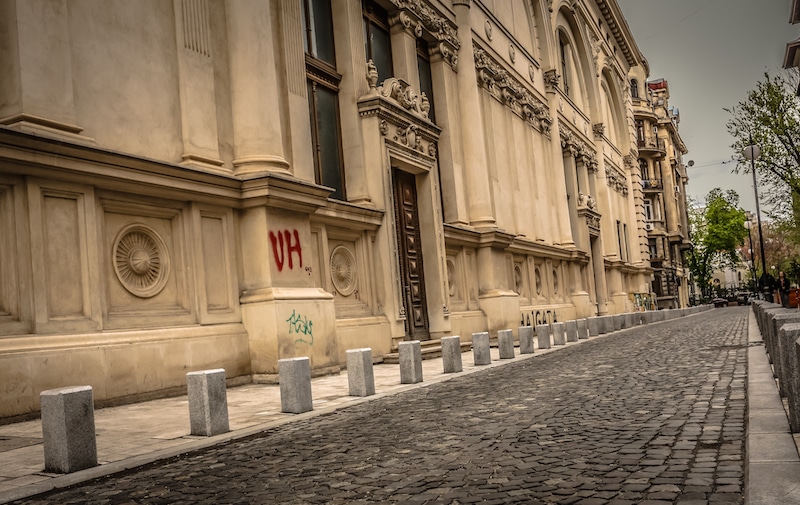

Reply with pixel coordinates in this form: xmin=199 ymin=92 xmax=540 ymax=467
xmin=16 ymin=308 xmax=748 ymax=505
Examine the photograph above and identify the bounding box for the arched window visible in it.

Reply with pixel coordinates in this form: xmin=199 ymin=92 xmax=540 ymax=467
xmin=630 ymin=79 xmax=639 ymax=99
xmin=558 ymin=35 xmax=570 ymax=97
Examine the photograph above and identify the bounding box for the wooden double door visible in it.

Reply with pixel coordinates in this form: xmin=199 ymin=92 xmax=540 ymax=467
xmin=392 ymin=169 xmax=430 ymax=341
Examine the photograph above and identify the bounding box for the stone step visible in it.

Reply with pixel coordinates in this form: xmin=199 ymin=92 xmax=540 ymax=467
xmin=383 ymin=339 xmax=472 ymax=364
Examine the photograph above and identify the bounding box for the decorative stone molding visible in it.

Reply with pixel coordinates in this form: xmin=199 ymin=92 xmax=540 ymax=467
xmin=543 ymin=69 xmax=560 ymax=93
xmin=509 ymin=44 xmax=516 ymax=63
xmin=578 ymin=207 xmax=602 ymax=236
xmin=473 ymin=45 xmax=552 ymax=135
xmin=446 ymin=258 xmax=457 ymax=296
xmin=485 ymin=20 xmax=493 ymax=40
xmin=559 ymin=127 xmax=598 ymax=171
xmin=514 ymin=264 xmax=523 ymax=294
xmin=387 ymin=0 xmax=460 ymax=67
xmin=371 ymin=77 xmax=431 ymax=121
xmin=606 ymin=165 xmax=629 ymax=196
xmin=578 ymin=192 xmax=597 ymax=210
xmin=359 ymin=74 xmax=440 ymax=164
xmin=330 ymin=245 xmax=357 ymax=296
xmin=592 ymin=123 xmax=605 ymax=139
xmin=113 ymin=224 xmax=170 ymax=298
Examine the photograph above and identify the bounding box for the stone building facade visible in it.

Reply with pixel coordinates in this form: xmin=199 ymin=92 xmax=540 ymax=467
xmin=629 ymin=73 xmax=691 ymax=309
xmin=0 ymin=0 xmax=677 ymax=419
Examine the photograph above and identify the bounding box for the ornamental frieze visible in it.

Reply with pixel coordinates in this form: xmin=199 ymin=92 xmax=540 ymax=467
xmin=473 ymin=45 xmax=552 ymax=135
xmin=360 ymin=69 xmax=439 ymax=162
xmin=387 ymin=0 xmax=459 ymax=66
xmin=605 ymin=164 xmax=629 ymax=196
xmin=559 ymin=127 xmax=598 ymax=171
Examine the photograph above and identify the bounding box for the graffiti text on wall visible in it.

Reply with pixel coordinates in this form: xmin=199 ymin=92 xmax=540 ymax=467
xmin=270 ymin=229 xmax=303 ymax=272
xmin=520 ymin=309 xmax=558 ymax=327
xmin=287 ymin=309 xmax=314 ymax=345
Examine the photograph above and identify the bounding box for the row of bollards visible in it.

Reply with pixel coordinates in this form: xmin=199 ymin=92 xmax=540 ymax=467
xmin=752 ymin=300 xmax=800 ymax=433
xmin=37 ymin=305 xmax=712 ymax=474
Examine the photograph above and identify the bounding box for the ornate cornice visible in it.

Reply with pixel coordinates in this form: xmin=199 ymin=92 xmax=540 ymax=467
xmin=387 ymin=0 xmax=460 ymax=66
xmin=473 ymin=45 xmax=552 ymax=135
xmin=559 ymin=127 xmax=598 ymax=172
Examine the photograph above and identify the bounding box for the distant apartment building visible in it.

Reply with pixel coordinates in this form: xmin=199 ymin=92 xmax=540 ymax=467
xmin=629 ymin=72 xmax=691 ymax=309
xmin=0 ymin=0 xmax=686 ymax=419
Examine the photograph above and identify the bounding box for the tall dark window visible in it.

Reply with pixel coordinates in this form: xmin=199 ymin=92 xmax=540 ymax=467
xmin=639 ymin=158 xmax=648 ymax=180
xmin=363 ymin=1 xmax=393 ymax=84
xmin=303 ymin=0 xmax=346 ymax=200
xmin=630 ymin=79 xmax=639 ymax=99
xmin=416 ymin=39 xmax=435 ymax=123
xmin=635 ymin=119 xmax=645 ymax=144
xmin=559 ymin=36 xmax=570 ymax=97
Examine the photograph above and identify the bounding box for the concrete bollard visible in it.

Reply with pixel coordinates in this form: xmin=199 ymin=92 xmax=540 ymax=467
xmin=346 ymin=348 xmax=375 ymax=397
xmin=187 ymin=369 xmax=230 ymax=436
xmin=601 ymin=315 xmax=613 ymax=334
xmin=625 ymin=313 xmax=635 ymax=328
xmin=577 ymin=318 xmax=589 ymax=339
xmin=472 ymin=332 xmax=492 ymax=365
xmin=613 ymin=314 xmax=624 ymax=330
xmin=279 ymin=357 xmax=313 ymax=414
xmin=498 ymin=329 xmax=515 ymax=359
xmin=587 ymin=317 xmax=600 ymax=337
xmin=399 ymin=340 xmax=423 ymax=384
xmin=536 ymin=324 xmax=551 ymax=349
xmin=565 ymin=320 xmax=579 ymax=342
xmin=40 ymin=386 xmax=98 ymax=473
xmin=441 ymin=336 xmax=463 ymax=373
xmin=519 ymin=326 xmax=535 ymax=354
xmin=552 ymin=322 xmax=566 ymax=346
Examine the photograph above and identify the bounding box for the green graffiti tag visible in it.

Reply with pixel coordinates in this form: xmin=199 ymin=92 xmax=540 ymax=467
xmin=286 ymin=309 xmax=314 ymax=345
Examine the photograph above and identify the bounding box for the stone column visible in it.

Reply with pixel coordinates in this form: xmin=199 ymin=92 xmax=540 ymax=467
xmin=225 ymin=0 xmax=290 ymax=177
xmin=452 ymin=0 xmax=494 ymax=228
xmin=0 ymin=0 xmax=87 ymax=143
xmin=389 ymin=13 xmax=420 ymax=92
xmin=173 ymin=0 xmax=224 ymax=171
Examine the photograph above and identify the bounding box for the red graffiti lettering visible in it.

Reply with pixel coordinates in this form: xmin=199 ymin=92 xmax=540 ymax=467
xmin=270 ymin=229 xmax=303 ymax=272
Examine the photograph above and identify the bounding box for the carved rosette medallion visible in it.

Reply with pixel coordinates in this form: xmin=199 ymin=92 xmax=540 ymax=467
xmin=330 ymin=245 xmax=357 ymax=296
xmin=446 ymin=258 xmax=457 ymax=297
xmin=553 ymin=269 xmax=559 ymax=295
xmin=535 ymin=268 xmax=542 ymax=295
xmin=113 ymin=224 xmax=170 ymax=298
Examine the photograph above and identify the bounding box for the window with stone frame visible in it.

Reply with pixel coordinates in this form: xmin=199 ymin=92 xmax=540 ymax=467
xmin=558 ymin=34 xmax=570 ymax=97
xmin=639 ymin=158 xmax=648 ymax=180
xmin=630 ymin=79 xmax=639 ymax=99
xmin=302 ymin=0 xmax=346 ymax=200
xmin=363 ymin=0 xmax=393 ymax=85
xmin=416 ymin=38 xmax=436 ymax=123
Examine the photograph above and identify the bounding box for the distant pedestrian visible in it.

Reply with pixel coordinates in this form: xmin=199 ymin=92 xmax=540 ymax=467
xmin=777 ymin=271 xmax=791 ymax=308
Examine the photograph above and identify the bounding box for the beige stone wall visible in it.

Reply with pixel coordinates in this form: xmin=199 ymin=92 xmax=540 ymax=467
xmin=0 ymin=0 xmax=662 ymax=418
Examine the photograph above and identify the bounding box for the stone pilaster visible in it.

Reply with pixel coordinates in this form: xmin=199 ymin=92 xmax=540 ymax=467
xmin=225 ymin=0 xmax=290 ymax=178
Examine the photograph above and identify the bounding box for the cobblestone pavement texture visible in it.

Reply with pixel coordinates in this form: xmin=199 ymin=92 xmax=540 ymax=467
xmin=16 ymin=308 xmax=748 ymax=504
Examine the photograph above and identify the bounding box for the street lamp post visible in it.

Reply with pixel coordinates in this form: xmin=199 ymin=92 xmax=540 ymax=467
xmin=745 ymin=220 xmax=757 ymax=292
xmin=743 ymin=139 xmax=769 ymax=300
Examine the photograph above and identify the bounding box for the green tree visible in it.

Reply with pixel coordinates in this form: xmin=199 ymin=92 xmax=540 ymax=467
xmin=687 ymin=189 xmax=748 ymax=298
xmin=726 ymin=69 xmax=800 ymax=219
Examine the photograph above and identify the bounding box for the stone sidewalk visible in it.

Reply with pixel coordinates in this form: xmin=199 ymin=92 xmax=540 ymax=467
xmin=0 ymin=307 xmax=796 ymax=504
xmin=0 ymin=328 xmax=606 ymax=504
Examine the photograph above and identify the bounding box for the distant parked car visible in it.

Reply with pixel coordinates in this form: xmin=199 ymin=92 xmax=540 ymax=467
xmin=712 ymin=298 xmax=729 ymax=308
xmin=736 ymin=292 xmax=752 ymax=305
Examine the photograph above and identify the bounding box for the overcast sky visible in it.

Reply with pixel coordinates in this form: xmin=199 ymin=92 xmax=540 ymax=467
xmin=617 ymin=0 xmax=798 ymax=214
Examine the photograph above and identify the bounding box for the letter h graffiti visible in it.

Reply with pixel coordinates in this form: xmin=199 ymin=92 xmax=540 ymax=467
xmin=270 ymin=229 xmax=303 ymax=272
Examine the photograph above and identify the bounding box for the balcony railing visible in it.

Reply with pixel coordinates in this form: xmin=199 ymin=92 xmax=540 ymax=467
xmin=637 ymin=137 xmax=666 ymax=153
xmin=642 ymin=178 xmax=662 ymax=190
